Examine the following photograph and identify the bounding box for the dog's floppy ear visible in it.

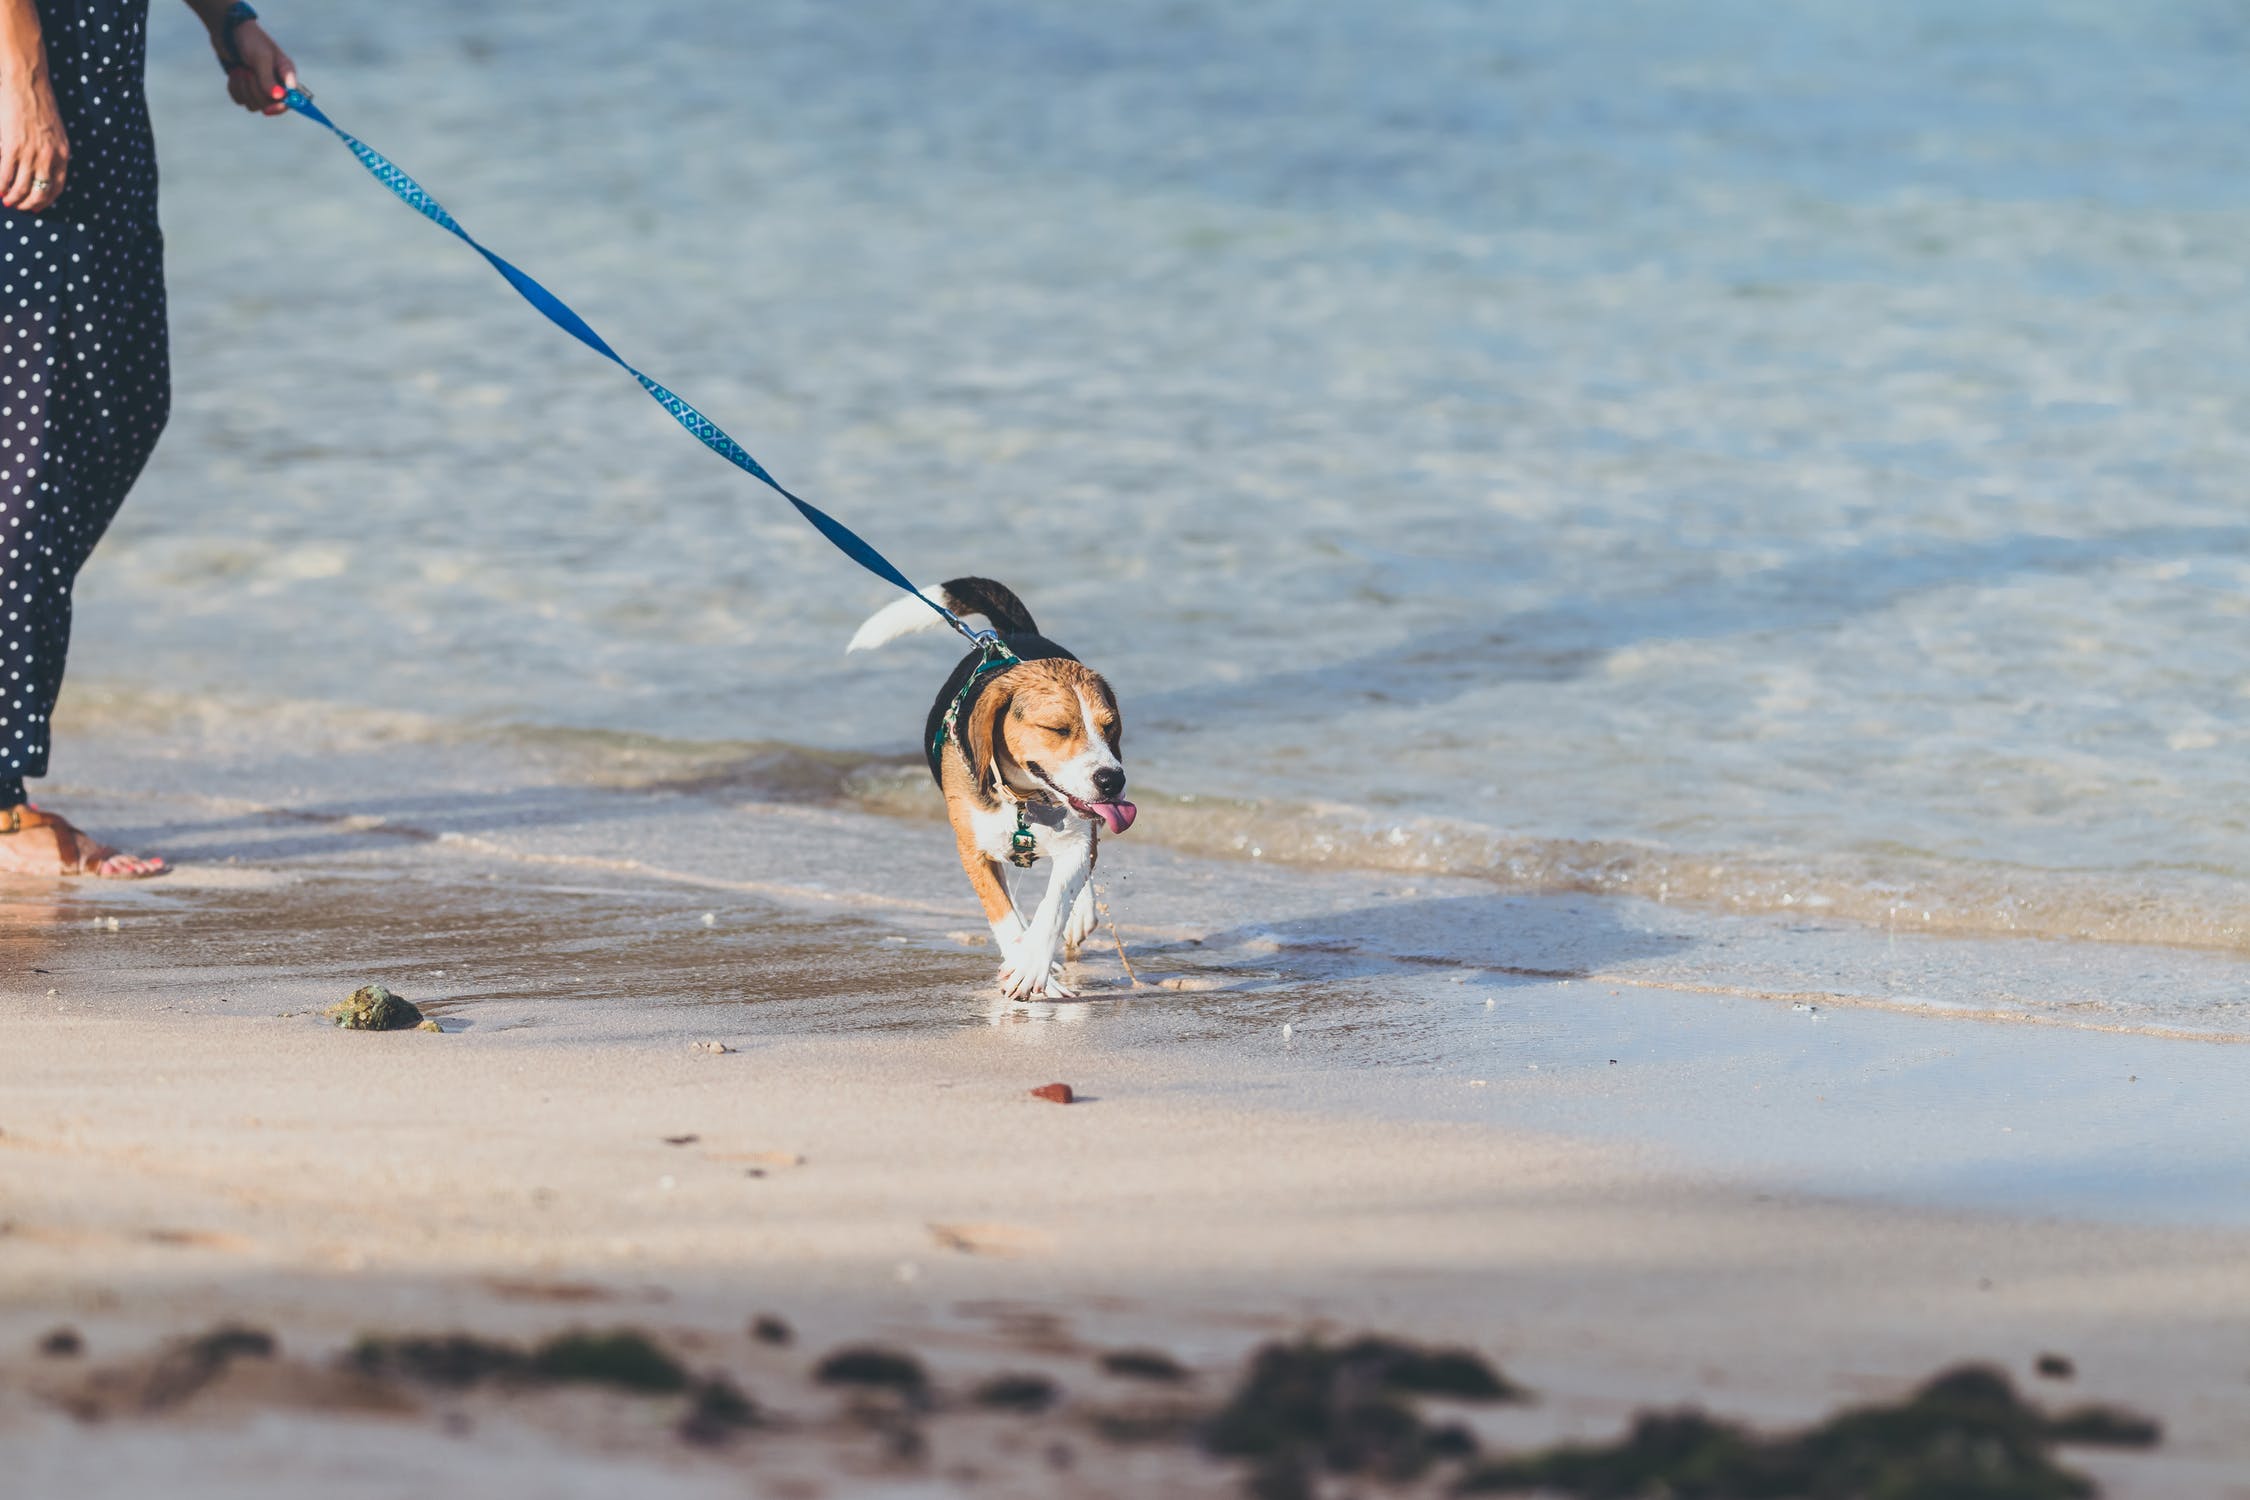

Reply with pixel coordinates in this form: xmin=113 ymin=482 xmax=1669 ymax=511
xmin=962 ymin=677 xmax=1014 ymax=794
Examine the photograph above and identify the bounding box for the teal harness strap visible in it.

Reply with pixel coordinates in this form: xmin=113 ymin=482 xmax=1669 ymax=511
xmin=932 ymin=637 xmax=1022 ymax=762
xmin=932 ymin=637 xmax=1042 ymax=867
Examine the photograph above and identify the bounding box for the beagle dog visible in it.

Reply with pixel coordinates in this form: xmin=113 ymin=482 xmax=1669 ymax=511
xmin=849 ymin=578 xmax=1134 ymax=999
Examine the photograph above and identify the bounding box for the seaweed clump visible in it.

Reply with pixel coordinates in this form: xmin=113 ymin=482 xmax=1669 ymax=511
xmin=1345 ymin=1336 xmax=1522 ymax=1401
xmin=677 ymin=1374 xmax=759 ymax=1445
xmin=530 ymin=1330 xmax=689 ymax=1393
xmin=976 ymin=1372 xmax=1062 ymax=1413
xmin=814 ymin=1344 xmax=931 ymax=1406
xmin=1101 ymin=1347 xmax=1190 ymax=1382
xmin=1456 ymin=1364 xmax=2160 ymax=1499
xmin=350 ymin=1325 xmax=750 ymax=1445
xmin=325 ymin=984 xmax=425 ymax=1032
xmin=350 ymin=1333 xmax=528 ymax=1388
xmin=350 ymin=1327 xmax=687 ymax=1394
xmin=1203 ymin=1336 xmax=1522 ymax=1498
xmin=142 ymin=1323 xmax=278 ymax=1409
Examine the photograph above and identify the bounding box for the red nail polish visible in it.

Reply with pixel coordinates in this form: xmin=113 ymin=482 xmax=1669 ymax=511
xmin=270 ymin=85 xmax=284 ymax=99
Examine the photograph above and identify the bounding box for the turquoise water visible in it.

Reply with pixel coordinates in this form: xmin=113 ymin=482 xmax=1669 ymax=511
xmin=65 ymin=1 xmax=2250 ymax=949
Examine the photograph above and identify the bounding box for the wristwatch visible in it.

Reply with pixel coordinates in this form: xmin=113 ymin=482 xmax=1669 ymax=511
xmin=219 ymin=1 xmax=258 ymax=69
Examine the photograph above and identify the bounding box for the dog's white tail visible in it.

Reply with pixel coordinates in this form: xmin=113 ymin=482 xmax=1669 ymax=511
xmin=847 ymin=585 xmax=958 ymax=653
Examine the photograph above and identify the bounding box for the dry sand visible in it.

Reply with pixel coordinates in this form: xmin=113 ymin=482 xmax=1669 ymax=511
xmin=8 ymin=1003 xmax=2250 ymax=1498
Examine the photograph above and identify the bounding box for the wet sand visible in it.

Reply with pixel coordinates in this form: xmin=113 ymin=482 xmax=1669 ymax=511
xmin=4 ymin=726 xmax=2249 ymax=1496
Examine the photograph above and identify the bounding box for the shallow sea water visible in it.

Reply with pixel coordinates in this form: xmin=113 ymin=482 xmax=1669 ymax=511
xmin=55 ymin=1 xmax=2250 ymax=961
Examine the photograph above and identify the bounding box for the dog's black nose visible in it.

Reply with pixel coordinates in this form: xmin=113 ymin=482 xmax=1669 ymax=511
xmin=1092 ymin=767 xmax=1126 ymax=800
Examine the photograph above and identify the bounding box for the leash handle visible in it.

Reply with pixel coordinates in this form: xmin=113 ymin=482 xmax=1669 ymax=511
xmin=279 ymin=88 xmax=981 ymax=647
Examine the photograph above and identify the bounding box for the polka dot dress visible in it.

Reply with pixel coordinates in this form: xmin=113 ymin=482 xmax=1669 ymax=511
xmin=0 ymin=0 xmax=168 ymax=807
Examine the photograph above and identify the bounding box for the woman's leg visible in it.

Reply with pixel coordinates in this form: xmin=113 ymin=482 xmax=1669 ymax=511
xmin=0 ymin=211 xmax=77 ymax=799
xmin=58 ymin=216 xmax=168 ymax=579
xmin=0 ymin=210 xmax=165 ymax=876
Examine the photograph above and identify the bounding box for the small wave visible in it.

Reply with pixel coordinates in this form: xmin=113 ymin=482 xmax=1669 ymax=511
xmin=812 ymin=748 xmax=2246 ymax=952
xmin=1106 ymin=792 xmax=2250 ymax=955
xmin=479 ymin=729 xmax=2250 ymax=955
xmin=57 ymin=685 xmax=2249 ymax=956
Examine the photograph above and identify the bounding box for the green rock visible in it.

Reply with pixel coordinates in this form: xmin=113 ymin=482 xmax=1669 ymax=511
xmin=325 ymin=984 xmax=425 ymax=1032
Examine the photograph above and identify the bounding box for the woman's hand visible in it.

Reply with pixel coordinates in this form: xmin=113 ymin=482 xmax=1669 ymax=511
xmin=217 ymin=17 xmax=297 ymax=116
xmin=0 ymin=67 xmax=66 ymax=212
xmin=0 ymin=0 xmax=65 ymax=211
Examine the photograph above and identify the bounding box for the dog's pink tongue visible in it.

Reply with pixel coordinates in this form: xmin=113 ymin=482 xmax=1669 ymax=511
xmin=1089 ymin=800 xmax=1136 ymax=835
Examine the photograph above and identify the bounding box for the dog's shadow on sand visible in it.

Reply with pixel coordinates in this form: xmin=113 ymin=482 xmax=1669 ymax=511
xmin=1003 ymin=894 xmax=1693 ymax=1055
xmin=1138 ymin=891 xmax=1687 ymax=996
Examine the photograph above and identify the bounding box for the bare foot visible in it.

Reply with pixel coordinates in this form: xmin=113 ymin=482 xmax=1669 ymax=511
xmin=0 ymin=805 xmax=167 ymax=879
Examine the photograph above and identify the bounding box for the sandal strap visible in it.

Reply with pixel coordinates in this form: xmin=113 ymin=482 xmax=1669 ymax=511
xmin=0 ymin=804 xmax=69 ymax=836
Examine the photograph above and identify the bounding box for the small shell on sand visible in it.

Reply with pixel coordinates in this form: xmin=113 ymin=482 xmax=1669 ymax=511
xmin=691 ymin=1040 xmax=735 ymax=1054
xmin=1030 ymin=1083 xmax=1074 ymax=1104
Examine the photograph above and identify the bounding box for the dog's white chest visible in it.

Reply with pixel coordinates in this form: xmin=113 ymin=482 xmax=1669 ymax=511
xmin=970 ymin=797 xmax=1080 ymax=866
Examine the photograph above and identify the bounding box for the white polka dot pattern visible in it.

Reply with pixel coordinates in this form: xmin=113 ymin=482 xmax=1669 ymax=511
xmin=0 ymin=0 xmax=168 ymax=798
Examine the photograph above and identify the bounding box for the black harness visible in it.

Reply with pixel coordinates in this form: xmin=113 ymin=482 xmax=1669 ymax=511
xmin=922 ymin=631 xmax=1082 ymax=784
xmin=924 ymin=631 xmax=1084 ymax=869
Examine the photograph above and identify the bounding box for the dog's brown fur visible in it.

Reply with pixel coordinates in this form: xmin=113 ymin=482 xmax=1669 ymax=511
xmin=942 ymin=658 xmax=1122 ymax=926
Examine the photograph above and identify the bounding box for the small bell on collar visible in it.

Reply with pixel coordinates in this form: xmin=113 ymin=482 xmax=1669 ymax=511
xmin=1009 ymin=803 xmax=1040 ymax=868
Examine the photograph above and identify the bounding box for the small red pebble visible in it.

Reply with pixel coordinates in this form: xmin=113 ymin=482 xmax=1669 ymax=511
xmin=1029 ymin=1083 xmax=1074 ymax=1104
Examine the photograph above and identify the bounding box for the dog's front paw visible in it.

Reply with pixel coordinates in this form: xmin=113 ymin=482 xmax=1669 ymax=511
xmin=996 ymin=962 xmax=1074 ymax=1001
xmin=997 ymin=939 xmax=1074 ymax=1000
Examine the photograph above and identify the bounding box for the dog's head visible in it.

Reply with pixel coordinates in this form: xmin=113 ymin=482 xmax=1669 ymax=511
xmin=964 ymin=659 xmax=1136 ymax=834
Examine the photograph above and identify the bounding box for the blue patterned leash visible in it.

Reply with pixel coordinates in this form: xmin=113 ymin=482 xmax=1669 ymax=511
xmin=279 ymin=88 xmax=985 ymax=648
